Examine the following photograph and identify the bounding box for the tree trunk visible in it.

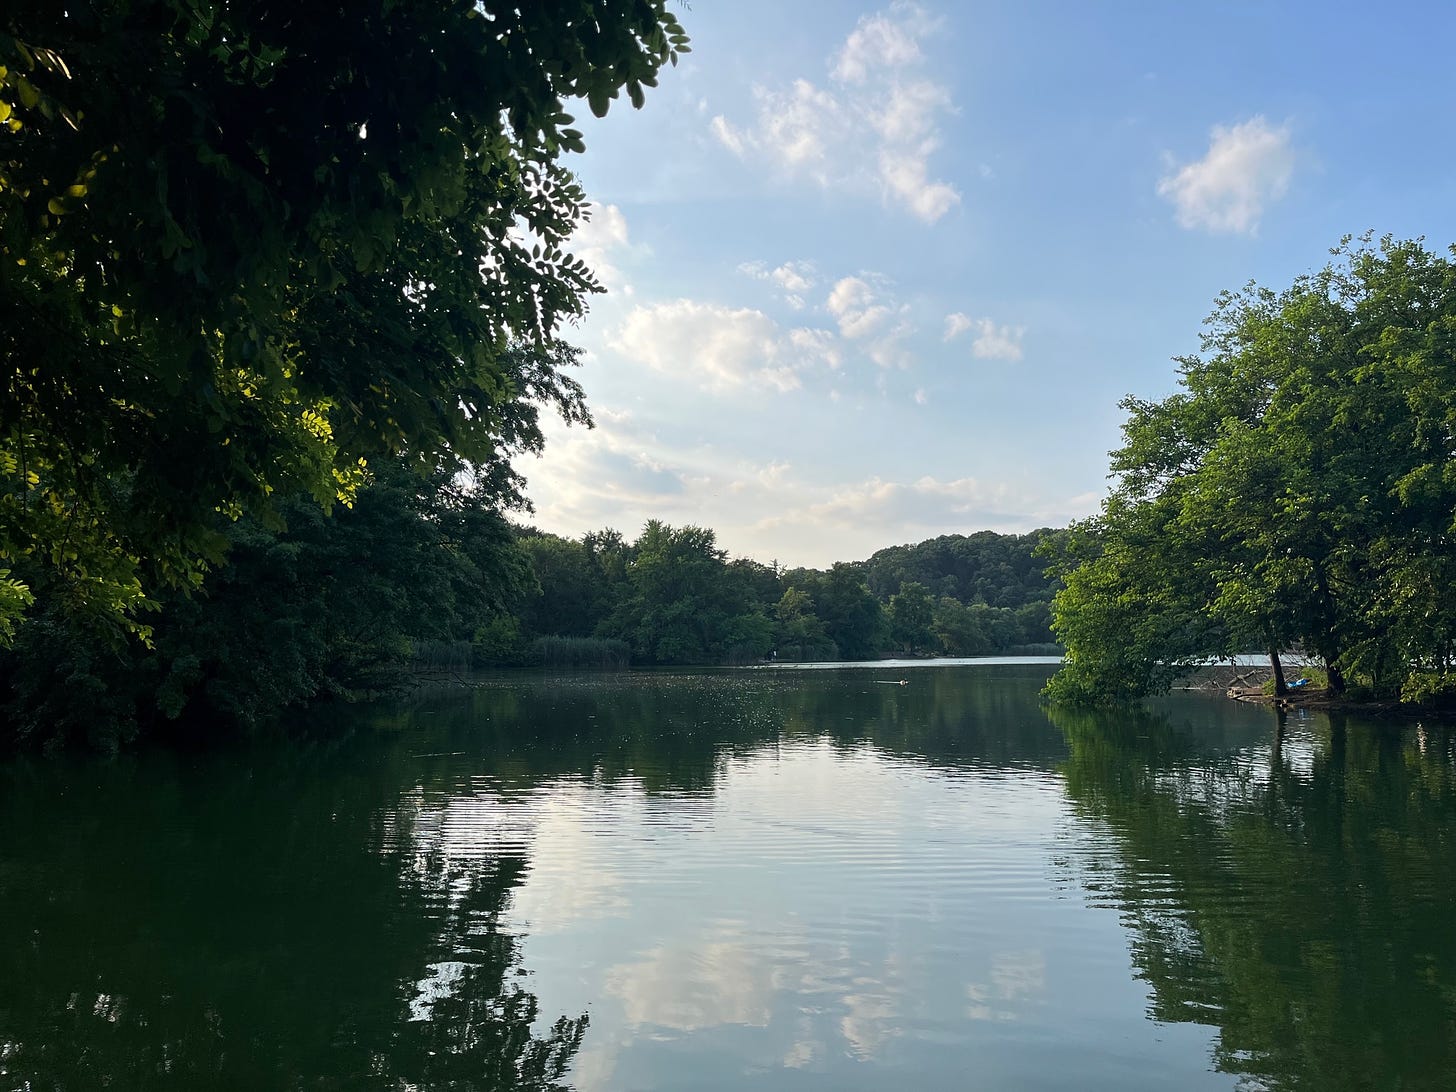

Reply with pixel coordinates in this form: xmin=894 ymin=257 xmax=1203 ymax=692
xmin=1268 ymin=642 xmax=1288 ymax=696
xmin=1311 ymin=560 xmax=1345 ymax=694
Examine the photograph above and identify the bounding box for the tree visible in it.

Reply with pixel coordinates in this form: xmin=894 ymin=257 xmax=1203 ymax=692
xmin=1 ymin=449 xmax=535 ymax=749
xmin=0 ymin=1 xmax=689 ymax=641
xmin=1048 ymin=236 xmax=1456 ymax=705
xmin=861 ymin=530 xmax=1060 ymax=608
xmin=601 ymin=522 xmax=727 ymax=664
xmin=1043 ymin=499 xmax=1228 ymax=706
xmin=930 ymin=596 xmax=988 ymax=656
xmin=796 ymin=564 xmax=886 ymax=661
xmin=773 ymin=587 xmax=836 ymax=661
xmin=515 ymin=532 xmax=603 ymax=640
xmin=887 ymin=580 xmax=934 ymax=653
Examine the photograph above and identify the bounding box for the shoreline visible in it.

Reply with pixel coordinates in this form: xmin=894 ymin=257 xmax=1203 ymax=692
xmin=1225 ymin=684 xmax=1452 ymax=720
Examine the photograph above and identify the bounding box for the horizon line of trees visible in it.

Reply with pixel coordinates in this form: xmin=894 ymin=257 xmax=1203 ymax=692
xmin=0 ymin=483 xmax=1063 ymax=750
xmin=491 ymin=522 xmax=1063 ymax=669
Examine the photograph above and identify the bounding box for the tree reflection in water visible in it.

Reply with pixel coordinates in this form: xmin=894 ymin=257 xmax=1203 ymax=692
xmin=0 ymin=739 xmax=585 ymax=1090
xmin=1052 ymin=702 xmax=1456 ymax=1091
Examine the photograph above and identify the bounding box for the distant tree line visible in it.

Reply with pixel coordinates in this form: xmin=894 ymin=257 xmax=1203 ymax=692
xmin=500 ymin=524 xmax=1063 ymax=668
xmin=0 ymin=492 xmax=1062 ymax=749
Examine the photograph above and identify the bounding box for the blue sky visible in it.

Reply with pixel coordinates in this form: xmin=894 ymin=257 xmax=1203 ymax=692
xmin=521 ymin=0 xmax=1456 ymax=568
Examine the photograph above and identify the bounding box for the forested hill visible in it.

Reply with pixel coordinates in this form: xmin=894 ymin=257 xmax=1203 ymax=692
xmin=498 ymin=523 xmax=1063 ymax=672
xmin=859 ymin=530 xmax=1064 ymax=609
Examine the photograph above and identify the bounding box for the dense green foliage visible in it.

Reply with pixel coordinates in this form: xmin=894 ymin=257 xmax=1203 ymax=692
xmin=0 ymin=486 xmax=1061 ymax=748
xmin=498 ymin=525 xmax=1060 ymax=667
xmin=0 ymin=0 xmax=1066 ymax=751
xmin=1047 ymin=236 xmax=1456 ymax=707
xmin=0 ymin=0 xmax=687 ymax=642
xmin=1 ymin=450 xmax=534 ymax=750
xmin=0 ymin=1 xmax=695 ymax=749
xmin=861 ymin=529 xmax=1063 ymax=606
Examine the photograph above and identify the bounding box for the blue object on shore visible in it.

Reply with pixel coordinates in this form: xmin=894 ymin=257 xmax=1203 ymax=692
xmin=1289 ymin=677 xmax=1310 ymax=689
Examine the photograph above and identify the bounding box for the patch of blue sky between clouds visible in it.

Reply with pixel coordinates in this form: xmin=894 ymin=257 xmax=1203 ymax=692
xmin=521 ymin=0 xmax=1456 ymax=568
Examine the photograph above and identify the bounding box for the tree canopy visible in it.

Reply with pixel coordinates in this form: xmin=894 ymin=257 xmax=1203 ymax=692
xmin=860 ymin=529 xmax=1062 ymax=608
xmin=501 ymin=523 xmax=1060 ymax=669
xmin=1047 ymin=235 xmax=1456 ymax=706
xmin=0 ymin=0 xmax=688 ymax=641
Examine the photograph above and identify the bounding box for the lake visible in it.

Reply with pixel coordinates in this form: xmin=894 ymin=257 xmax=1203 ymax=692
xmin=3 ymin=661 xmax=1455 ymax=1090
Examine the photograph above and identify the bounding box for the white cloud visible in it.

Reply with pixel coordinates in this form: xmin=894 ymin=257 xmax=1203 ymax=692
xmin=870 ymin=79 xmax=960 ymax=222
xmin=788 ymin=327 xmax=842 ymax=370
xmin=970 ymin=319 xmax=1024 ymax=361
xmin=825 ymin=276 xmax=915 ymax=368
xmin=880 ymin=144 xmax=961 ymax=222
xmin=943 ymin=312 xmax=974 ymax=341
xmin=710 ymin=114 xmax=746 ymax=156
xmin=834 ymin=3 xmax=928 ymax=82
xmin=740 ymin=259 xmax=818 ymax=309
xmin=866 ymin=327 xmax=914 ymax=370
xmin=570 ymin=202 xmax=635 ymax=292
xmin=609 ymin=299 xmax=839 ymax=393
xmin=756 ymin=474 xmax=1018 ymax=534
xmin=520 ymin=408 xmax=700 ymax=535
xmin=945 ymin=314 xmax=1024 ymax=361
xmin=827 ymin=276 xmax=890 ymax=339
xmin=714 ymin=79 xmax=844 ymax=181
xmin=771 ymin=261 xmax=816 ymax=296
xmin=575 ymin=202 xmax=629 ymax=250
xmin=1157 ymin=116 xmax=1294 ymax=235
xmin=710 ymin=3 xmax=960 ymax=223
xmin=525 ymin=422 xmax=1098 ymax=568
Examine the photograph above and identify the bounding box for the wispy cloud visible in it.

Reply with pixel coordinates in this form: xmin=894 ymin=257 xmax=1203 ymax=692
xmin=826 ymin=275 xmax=913 ymax=368
xmin=739 ymin=259 xmax=818 ymax=309
xmin=711 ymin=2 xmax=960 ymax=223
xmin=943 ymin=312 xmax=974 ymax=341
xmin=527 ymin=423 xmax=1087 ymax=567
xmin=524 ymin=409 xmax=690 ymax=528
xmin=1157 ymin=116 xmax=1294 ymax=235
xmin=608 ymin=299 xmax=839 ymax=393
xmin=827 ymin=276 xmax=892 ymax=339
xmin=570 ymin=202 xmax=636 ymax=293
xmin=944 ymin=313 xmax=1025 ymax=361
xmin=834 ymin=5 xmax=927 ymax=81
xmin=802 ymin=475 xmax=1013 ymax=527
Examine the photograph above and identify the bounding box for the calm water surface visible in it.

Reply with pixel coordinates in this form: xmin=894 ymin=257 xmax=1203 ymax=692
xmin=4 ymin=663 xmax=1456 ymax=1090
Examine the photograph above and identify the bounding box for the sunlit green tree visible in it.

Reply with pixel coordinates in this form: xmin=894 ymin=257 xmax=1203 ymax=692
xmin=1048 ymin=236 xmax=1456 ymax=705
xmin=0 ymin=0 xmax=688 ymax=640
